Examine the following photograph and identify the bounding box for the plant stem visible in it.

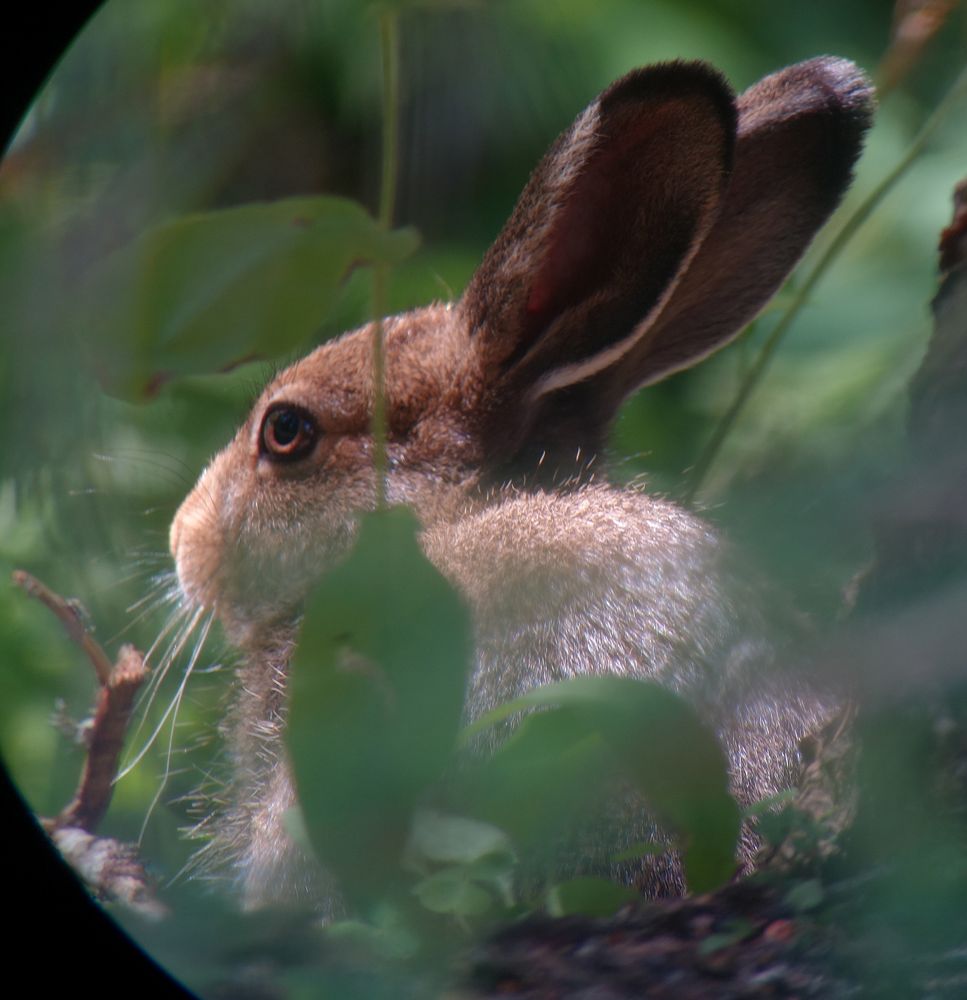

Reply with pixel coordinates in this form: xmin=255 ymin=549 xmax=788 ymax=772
xmin=684 ymin=62 xmax=967 ymax=506
xmin=378 ymin=9 xmax=401 ymax=234
xmin=372 ymin=8 xmax=401 ymax=510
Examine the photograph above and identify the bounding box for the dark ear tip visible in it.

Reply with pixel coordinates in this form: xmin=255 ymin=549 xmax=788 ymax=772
xmin=766 ymin=56 xmax=875 ymax=138
xmin=799 ymin=55 xmax=876 ymax=120
xmin=600 ymin=59 xmax=738 ymax=131
xmin=738 ymin=56 xmax=875 ymax=181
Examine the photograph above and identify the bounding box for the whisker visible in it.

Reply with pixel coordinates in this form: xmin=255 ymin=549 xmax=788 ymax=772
xmin=138 ymin=605 xmax=189 ymax=684
xmin=121 ymin=604 xmax=206 ymax=774
xmin=91 ymin=449 xmax=197 ymax=490
xmin=108 ymin=583 xmax=180 ymax=645
xmin=136 ymin=611 xmax=215 ymax=845
xmin=122 ymin=544 xmax=175 ymax=561
xmin=125 ymin=575 xmax=177 ymax=616
xmin=138 ymin=610 xmax=199 ymax=709
xmin=110 ymin=562 xmax=172 ymax=593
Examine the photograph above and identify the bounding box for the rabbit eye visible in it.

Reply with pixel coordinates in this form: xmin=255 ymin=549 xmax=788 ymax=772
xmin=260 ymin=405 xmax=318 ymax=462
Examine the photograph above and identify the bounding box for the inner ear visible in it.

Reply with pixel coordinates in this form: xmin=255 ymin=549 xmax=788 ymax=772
xmin=600 ymin=56 xmax=875 ymax=399
xmin=461 ymin=62 xmax=737 ymax=468
xmin=520 ymin=96 xmax=716 ymax=358
xmin=464 ymin=63 xmax=736 ymax=384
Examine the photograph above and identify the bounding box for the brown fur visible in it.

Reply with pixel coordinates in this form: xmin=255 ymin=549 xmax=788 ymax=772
xmin=169 ymin=58 xmax=873 ymax=908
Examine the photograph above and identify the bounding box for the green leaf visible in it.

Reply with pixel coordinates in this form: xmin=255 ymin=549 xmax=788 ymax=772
xmin=79 ymin=196 xmax=419 ymax=399
xmin=467 ymin=706 xmax=614 ymax=850
xmin=742 ymin=788 xmax=797 ymax=819
xmin=466 ymin=676 xmax=741 ymax=894
xmin=755 ymin=807 xmax=797 ymax=848
xmin=405 ymin=810 xmax=517 ymax=914
xmin=785 ymin=878 xmax=824 ymax=913
xmin=546 ymin=878 xmax=640 ymax=919
xmin=285 ymin=507 xmax=472 ymax=905
xmin=407 ymin=809 xmax=514 ymax=867
xmin=280 ymin=805 xmax=313 ymax=854
xmin=325 ymin=905 xmax=421 ymax=961
xmin=411 ymin=868 xmax=494 ymax=917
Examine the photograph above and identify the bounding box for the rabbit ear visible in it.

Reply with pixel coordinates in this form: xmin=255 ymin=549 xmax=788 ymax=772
xmin=599 ymin=56 xmax=875 ymax=400
xmin=460 ymin=62 xmax=737 ymax=462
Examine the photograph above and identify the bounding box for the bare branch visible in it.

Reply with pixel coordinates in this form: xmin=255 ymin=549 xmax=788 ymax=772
xmin=13 ymin=570 xmax=164 ymax=916
xmin=56 ymin=644 xmax=148 ymax=832
xmin=12 ymin=569 xmax=115 ymax=686
xmin=51 ymin=827 xmax=169 ymax=920
xmin=14 ymin=569 xmax=151 ymax=832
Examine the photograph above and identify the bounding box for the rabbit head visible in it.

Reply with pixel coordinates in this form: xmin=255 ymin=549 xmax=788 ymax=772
xmin=172 ymin=56 xmax=872 ymax=639
xmin=169 ymin=57 xmax=873 ymax=905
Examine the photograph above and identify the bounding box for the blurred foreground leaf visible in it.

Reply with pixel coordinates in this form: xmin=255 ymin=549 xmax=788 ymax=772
xmin=286 ymin=507 xmax=471 ymax=907
xmin=407 ymin=810 xmax=516 ymax=918
xmin=80 ymin=196 xmax=419 ymax=400
xmin=411 ymin=868 xmax=494 ymax=917
xmin=466 ymin=676 xmax=741 ymax=894
xmin=325 ymin=904 xmax=421 ymax=962
xmin=407 ymin=809 xmax=514 ymax=868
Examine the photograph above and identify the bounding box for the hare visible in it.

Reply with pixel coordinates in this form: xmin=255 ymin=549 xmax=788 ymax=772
xmin=169 ymin=57 xmax=873 ymax=910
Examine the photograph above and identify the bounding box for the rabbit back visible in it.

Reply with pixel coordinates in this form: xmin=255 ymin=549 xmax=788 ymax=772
xmin=427 ymin=483 xmax=827 ymax=795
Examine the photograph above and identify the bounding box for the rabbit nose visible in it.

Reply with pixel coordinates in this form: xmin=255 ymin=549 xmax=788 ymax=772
xmin=169 ymin=480 xmax=222 ymax=605
xmin=169 ymin=505 xmax=183 ymax=561
xmin=169 ymin=490 xmax=200 ymax=563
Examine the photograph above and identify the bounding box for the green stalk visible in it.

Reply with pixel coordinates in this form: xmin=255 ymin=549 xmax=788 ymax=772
xmin=372 ymin=8 xmax=401 ymax=510
xmin=684 ymin=62 xmax=967 ymax=506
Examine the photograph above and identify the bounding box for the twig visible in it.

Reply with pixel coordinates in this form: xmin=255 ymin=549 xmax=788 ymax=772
xmin=12 ymin=569 xmax=114 ymax=686
xmin=371 ymin=8 xmax=401 ymax=510
xmin=52 ymin=826 xmax=169 ymax=920
xmin=13 ymin=569 xmax=149 ymax=832
xmin=56 ymin=643 xmax=147 ymax=832
xmin=13 ymin=570 xmax=164 ymax=916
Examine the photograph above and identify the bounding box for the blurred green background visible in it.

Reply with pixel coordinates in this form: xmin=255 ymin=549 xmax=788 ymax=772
xmin=1 ymin=0 xmax=966 ymax=973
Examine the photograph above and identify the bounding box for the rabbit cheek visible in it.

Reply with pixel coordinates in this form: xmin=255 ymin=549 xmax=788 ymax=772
xmin=215 ymin=439 xmax=377 ymax=621
xmin=168 ymin=457 xmax=320 ymax=633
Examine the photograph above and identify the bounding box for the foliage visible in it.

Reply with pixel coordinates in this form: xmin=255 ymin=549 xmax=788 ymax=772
xmin=2 ymin=0 xmax=967 ymax=997
xmin=287 ymin=507 xmax=471 ymax=907
xmin=287 ymin=508 xmax=739 ymax=952
xmin=83 ymin=197 xmax=418 ymax=400
xmin=464 ymin=676 xmax=740 ymax=893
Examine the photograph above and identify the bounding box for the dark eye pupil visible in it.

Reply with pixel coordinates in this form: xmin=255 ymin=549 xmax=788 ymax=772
xmin=261 ymin=405 xmax=318 ymax=461
xmin=272 ymin=409 xmax=301 ymax=446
